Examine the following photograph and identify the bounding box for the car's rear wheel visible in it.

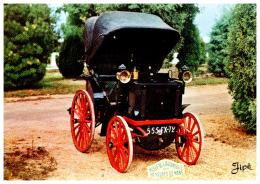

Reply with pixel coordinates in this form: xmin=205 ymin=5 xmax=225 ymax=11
xmin=175 ymin=112 xmax=204 ymax=165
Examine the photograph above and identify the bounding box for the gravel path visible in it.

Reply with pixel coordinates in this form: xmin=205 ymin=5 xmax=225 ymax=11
xmin=4 ymin=84 xmax=256 ymax=180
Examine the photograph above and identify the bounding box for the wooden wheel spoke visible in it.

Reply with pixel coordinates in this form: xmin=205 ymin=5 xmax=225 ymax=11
xmin=73 ymin=109 xmax=81 ymax=118
xmin=180 ymin=143 xmax=187 ymax=158
xmin=85 ymin=103 xmax=90 ymax=112
xmin=85 ymin=119 xmax=92 ymax=124
xmin=183 ymin=118 xmax=187 ymax=129
xmin=118 ymin=148 xmax=125 ymax=162
xmin=121 ymin=146 xmax=129 ymax=155
xmin=75 ymin=126 xmax=81 ymax=139
xmin=81 ymin=95 xmax=86 ymax=110
xmin=120 ymin=128 xmax=126 ymax=137
xmin=185 ymin=117 xmax=188 ymax=128
xmin=111 ymin=126 xmax=118 ymax=139
xmin=192 ymin=130 xmax=199 ymax=137
xmin=190 ymin=142 xmax=199 ymax=156
xmin=190 ymin=121 xmax=196 ymax=132
xmin=187 ymin=117 xmax=191 ymax=130
xmin=86 ymin=130 xmax=90 ymax=142
xmin=122 ymin=135 xmax=128 ymax=144
xmin=79 ymin=133 xmax=83 ymax=148
xmin=85 ymin=111 xmax=91 ymax=119
xmin=84 ymin=129 xmax=89 ymax=148
xmin=85 ymin=129 xmax=90 ymax=147
xmin=119 ymin=148 xmax=127 ymax=168
xmin=116 ymin=152 xmax=122 ymax=169
xmin=76 ymin=98 xmax=81 ymax=109
xmin=79 ymin=94 xmax=83 ymax=107
xmin=114 ymin=149 xmax=121 ymax=164
xmin=79 ymin=99 xmax=84 ymax=113
xmin=83 ymin=95 xmax=87 ymax=108
xmin=74 ymin=123 xmax=80 ymax=130
xmin=186 ymin=144 xmax=190 ymax=162
xmin=117 ymin=128 xmax=123 ymax=140
xmin=192 ymin=138 xmax=201 ymax=145
xmin=81 ymin=128 xmax=86 ymax=148
xmin=189 ymin=146 xmax=195 ymax=161
xmin=112 ymin=148 xmax=117 ymax=158
xmin=77 ymin=129 xmax=82 ymax=145
xmin=114 ymin=122 xmax=119 ymax=135
xmin=116 ymin=124 xmax=121 ymax=136
xmin=119 ymin=124 xmax=125 ymax=136
xmin=110 ymin=135 xmax=117 ymax=143
xmin=85 ymin=124 xmax=91 ymax=133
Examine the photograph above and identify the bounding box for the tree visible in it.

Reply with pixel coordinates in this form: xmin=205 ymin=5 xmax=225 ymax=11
xmin=56 ymin=4 xmax=98 ymax=77
xmin=176 ymin=5 xmax=206 ymax=72
xmin=208 ymin=10 xmax=232 ymax=76
xmin=199 ymin=38 xmax=207 ymax=65
xmin=56 ymin=4 xmax=203 ymax=76
xmin=225 ymin=4 xmax=256 ymax=132
xmin=4 ymin=4 xmax=58 ymax=89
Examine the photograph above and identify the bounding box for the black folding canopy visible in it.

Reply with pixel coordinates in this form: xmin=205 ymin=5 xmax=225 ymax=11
xmin=84 ymin=11 xmax=180 ymax=74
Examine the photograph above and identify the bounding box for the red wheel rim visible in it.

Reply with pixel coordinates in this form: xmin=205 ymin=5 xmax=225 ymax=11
xmin=106 ymin=116 xmax=133 ymax=173
xmin=175 ymin=113 xmax=204 ymax=165
xmin=70 ymin=90 xmax=95 ymax=152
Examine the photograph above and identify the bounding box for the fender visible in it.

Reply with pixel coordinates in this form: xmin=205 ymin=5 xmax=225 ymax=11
xmin=181 ymin=104 xmax=190 ymax=112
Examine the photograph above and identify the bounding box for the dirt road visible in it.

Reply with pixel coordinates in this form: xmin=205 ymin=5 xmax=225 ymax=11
xmin=4 ymin=84 xmax=256 ymax=180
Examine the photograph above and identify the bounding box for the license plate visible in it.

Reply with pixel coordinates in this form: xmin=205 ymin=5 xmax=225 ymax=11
xmin=146 ymin=125 xmax=176 ymax=135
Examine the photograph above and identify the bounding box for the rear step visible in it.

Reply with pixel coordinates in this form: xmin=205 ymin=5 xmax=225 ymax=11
xmin=67 ymin=108 xmax=71 ymax=115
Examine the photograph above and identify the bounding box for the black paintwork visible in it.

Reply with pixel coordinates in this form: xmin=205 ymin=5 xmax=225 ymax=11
xmin=84 ymin=11 xmax=180 ymax=74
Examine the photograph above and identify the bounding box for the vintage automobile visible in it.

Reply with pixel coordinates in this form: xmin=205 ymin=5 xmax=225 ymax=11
xmin=69 ymin=11 xmax=204 ymax=173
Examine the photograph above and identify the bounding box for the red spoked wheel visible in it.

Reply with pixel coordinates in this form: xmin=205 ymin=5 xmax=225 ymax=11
xmin=175 ymin=112 xmax=204 ymax=165
xmin=70 ymin=90 xmax=95 ymax=152
xmin=106 ymin=116 xmax=133 ymax=173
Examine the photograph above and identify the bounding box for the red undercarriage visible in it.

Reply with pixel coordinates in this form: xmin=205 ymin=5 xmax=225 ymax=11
xmin=122 ymin=116 xmax=185 ymax=138
xmin=123 ymin=116 xmax=184 ymax=126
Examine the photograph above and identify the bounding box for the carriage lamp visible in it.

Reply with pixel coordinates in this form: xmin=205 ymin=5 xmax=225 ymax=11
xmin=116 ymin=70 xmax=131 ymax=83
xmin=182 ymin=71 xmax=193 ymax=83
xmin=179 ymin=65 xmax=193 ymax=83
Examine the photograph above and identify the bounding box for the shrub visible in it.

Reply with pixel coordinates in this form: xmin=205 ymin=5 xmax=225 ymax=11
xmin=225 ymin=4 xmax=256 ymax=133
xmin=56 ymin=27 xmax=84 ymax=78
xmin=4 ymin=4 xmax=58 ymax=89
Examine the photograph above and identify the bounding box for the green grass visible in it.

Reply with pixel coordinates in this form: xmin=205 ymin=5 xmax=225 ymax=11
xmin=187 ymin=77 xmax=228 ymax=86
xmin=4 ymin=71 xmax=85 ymax=98
xmin=4 ymin=70 xmax=228 ymax=98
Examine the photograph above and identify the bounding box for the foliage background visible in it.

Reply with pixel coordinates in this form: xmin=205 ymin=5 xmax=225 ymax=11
xmin=4 ymin=4 xmax=58 ymax=89
xmin=56 ymin=4 xmax=206 ymax=77
xmin=207 ymin=10 xmax=232 ymax=76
